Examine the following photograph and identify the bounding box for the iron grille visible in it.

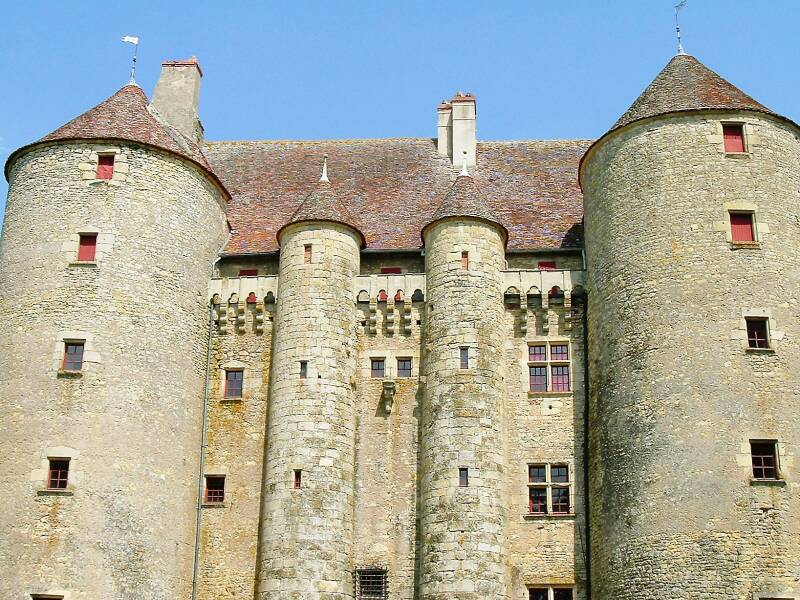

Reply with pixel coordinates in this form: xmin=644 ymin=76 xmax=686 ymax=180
xmin=355 ymin=568 xmax=387 ymax=599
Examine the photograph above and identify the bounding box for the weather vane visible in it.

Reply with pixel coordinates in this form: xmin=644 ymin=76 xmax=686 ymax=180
xmin=122 ymin=35 xmax=140 ymax=84
xmin=674 ymin=1 xmax=687 ymax=55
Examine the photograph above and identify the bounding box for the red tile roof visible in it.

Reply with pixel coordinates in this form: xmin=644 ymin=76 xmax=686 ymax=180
xmin=204 ymin=138 xmax=590 ymax=254
xmin=423 ymin=174 xmax=507 ymax=243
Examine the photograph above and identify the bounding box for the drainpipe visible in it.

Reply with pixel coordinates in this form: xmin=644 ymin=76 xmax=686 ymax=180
xmin=581 ymin=247 xmax=592 ymax=599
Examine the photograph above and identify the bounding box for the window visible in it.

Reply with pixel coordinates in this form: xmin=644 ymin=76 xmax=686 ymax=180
xmin=397 ymin=358 xmax=412 ymax=378
xmin=356 ymin=568 xmax=387 ymax=599
xmin=537 ymin=261 xmax=556 ymax=270
xmin=224 ymin=369 xmax=243 ymax=398
xmin=31 ymin=595 xmax=65 ymax=600
xmin=461 ymin=251 xmax=469 ymax=269
xmin=238 ymin=268 xmax=259 ymax=277
xmin=528 ymin=463 xmax=572 ymax=515
xmin=371 ymin=358 xmax=385 ymax=378
xmin=204 ymin=475 xmax=225 ymax=503
xmin=528 ymin=341 xmax=570 ymax=392
xmin=723 ymin=123 xmax=746 ymax=153
xmin=77 ymin=233 xmax=97 ymax=261
xmin=47 ymin=458 xmax=70 ymax=490
xmin=529 ymin=588 xmax=573 ymax=600
xmin=299 ymin=361 xmax=308 ymax=379
xmin=460 ymin=347 xmax=469 ymax=369
xmin=62 ymin=341 xmax=85 ymax=372
xmin=96 ymin=154 xmax=114 ymax=179
xmin=751 ymin=441 xmax=779 ymax=480
xmin=459 ymin=467 xmax=469 ymax=487
xmin=730 ymin=212 xmax=755 ymax=242
xmin=746 ymin=318 xmax=770 ymax=349
xmin=293 ymin=469 xmax=302 ymax=489
xmin=304 ymin=244 xmax=312 ymax=263
xmin=380 ymin=267 xmax=402 ymax=274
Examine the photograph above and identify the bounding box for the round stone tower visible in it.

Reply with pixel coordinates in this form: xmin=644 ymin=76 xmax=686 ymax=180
xmin=257 ymin=161 xmax=364 ymax=599
xmin=0 ymin=82 xmax=229 ymax=599
xmin=418 ymin=165 xmax=509 ymax=599
xmin=582 ymin=53 xmax=800 ymax=599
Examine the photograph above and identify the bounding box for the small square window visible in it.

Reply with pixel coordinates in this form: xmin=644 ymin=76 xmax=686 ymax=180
xmin=238 ymin=269 xmax=259 ymax=277
xmin=751 ymin=440 xmax=779 ymax=480
xmin=528 ymin=464 xmax=546 ymax=483
xmin=460 ymin=347 xmax=469 ymax=369
xmin=746 ymin=318 xmax=770 ymax=349
xmin=528 ymin=345 xmax=546 ymax=362
xmin=554 ymin=590 xmax=574 ymax=600
xmin=77 ymin=233 xmax=97 ymax=262
xmin=551 ymin=344 xmax=569 ymax=361
xmin=96 ymin=154 xmax=115 ymax=179
xmin=723 ymin=123 xmax=746 ymax=153
xmin=730 ymin=212 xmax=755 ymax=242
xmin=380 ymin=267 xmax=402 ymax=274
xmin=461 ymin=251 xmax=469 ymax=270
xmin=551 ymin=464 xmax=569 ymax=483
xmin=304 ymin=244 xmax=312 ymax=263
xmin=299 ymin=361 xmax=308 ymax=379
xmin=224 ymin=369 xmax=243 ymax=398
xmin=62 ymin=341 xmax=85 ymax=372
xmin=293 ymin=469 xmax=302 ymax=489
xmin=356 ymin=568 xmax=388 ymax=599
xmin=458 ymin=467 xmax=469 ymax=487
xmin=47 ymin=458 xmax=70 ymax=490
xmin=371 ymin=358 xmax=385 ymax=378
xmin=397 ymin=358 xmax=412 ymax=378
xmin=537 ymin=261 xmax=556 ymax=270
xmin=528 ymin=590 xmax=548 ymax=600
xmin=204 ymin=475 xmax=225 ymax=503
xmin=551 ymin=487 xmax=571 ymax=514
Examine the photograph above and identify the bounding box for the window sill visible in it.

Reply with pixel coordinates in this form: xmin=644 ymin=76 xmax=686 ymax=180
xmin=220 ymin=397 xmax=243 ymax=404
xmin=202 ymin=501 xmax=229 ymax=508
xmin=528 ymin=391 xmax=572 ymax=397
xmin=523 ymin=512 xmax=575 ymax=520
xmin=724 ymin=151 xmax=751 ymax=159
xmin=37 ymin=489 xmax=74 ymax=497
xmin=57 ymin=369 xmax=83 ymax=378
xmin=745 ymin=347 xmax=775 ymax=354
xmin=729 ymin=241 xmax=761 ymax=249
xmin=68 ymin=261 xmax=98 ymax=267
xmin=750 ymin=478 xmax=786 ymax=487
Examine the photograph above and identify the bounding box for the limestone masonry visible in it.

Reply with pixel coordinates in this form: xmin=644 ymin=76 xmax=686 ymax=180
xmin=0 ymin=51 xmax=797 ymax=600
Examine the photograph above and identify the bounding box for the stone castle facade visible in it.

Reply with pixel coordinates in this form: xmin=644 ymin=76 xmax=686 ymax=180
xmin=1 ymin=51 xmax=798 ymax=600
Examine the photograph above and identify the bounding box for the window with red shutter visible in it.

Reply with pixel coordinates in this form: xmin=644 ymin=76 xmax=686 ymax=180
xmin=538 ymin=261 xmax=556 ymax=270
xmin=461 ymin=251 xmax=469 ymax=269
xmin=238 ymin=269 xmax=259 ymax=277
xmin=77 ymin=234 xmax=97 ymax=262
xmin=723 ymin=124 xmax=746 ymax=153
xmin=380 ymin=267 xmax=402 ymax=274
xmin=730 ymin=212 xmax=755 ymax=242
xmin=96 ymin=154 xmax=115 ymax=179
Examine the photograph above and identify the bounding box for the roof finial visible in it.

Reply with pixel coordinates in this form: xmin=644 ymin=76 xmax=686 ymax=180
xmin=121 ymin=35 xmax=140 ymax=85
xmin=460 ymin=150 xmax=469 ymax=176
xmin=320 ymin=154 xmax=329 ymax=183
xmin=674 ymin=1 xmax=687 ymax=55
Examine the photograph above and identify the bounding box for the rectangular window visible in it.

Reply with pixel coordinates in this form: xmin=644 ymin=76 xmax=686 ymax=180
xmin=77 ymin=233 xmax=97 ymax=261
xmin=528 ymin=590 xmax=548 ymax=600
xmin=528 ymin=463 xmax=572 ymax=515
xmin=459 ymin=467 xmax=469 ymax=487
xmin=529 ymin=366 xmax=547 ymax=392
xmin=460 ymin=347 xmax=469 ymax=369
xmin=380 ymin=267 xmax=402 ymax=274
xmin=31 ymin=595 xmax=65 ymax=600
xmin=62 ymin=341 xmax=85 ymax=372
xmin=356 ymin=568 xmax=388 ymax=599
xmin=224 ymin=369 xmax=243 ymax=398
xmin=204 ymin=475 xmax=225 ymax=503
xmin=96 ymin=154 xmax=115 ymax=179
xmin=723 ymin=123 xmax=746 ymax=153
xmin=293 ymin=469 xmax=302 ymax=489
xmin=528 ymin=341 xmax=571 ymax=392
xmin=551 ymin=344 xmax=569 ymax=361
xmin=730 ymin=212 xmax=755 ymax=242
xmin=551 ymin=365 xmax=570 ymax=392
xmin=751 ymin=441 xmax=778 ymax=480
xmin=47 ymin=458 xmax=70 ymax=490
xmin=304 ymin=244 xmax=312 ymax=263
xmin=553 ymin=590 xmax=574 ymax=600
xmin=371 ymin=358 xmax=385 ymax=378
xmin=397 ymin=358 xmax=412 ymax=378
xmin=746 ymin=318 xmax=770 ymax=349
xmin=537 ymin=261 xmax=557 ymax=270
xmin=528 ymin=345 xmax=546 ymax=362
xmin=299 ymin=361 xmax=308 ymax=379
xmin=238 ymin=268 xmax=259 ymax=276
xmin=461 ymin=251 xmax=469 ymax=270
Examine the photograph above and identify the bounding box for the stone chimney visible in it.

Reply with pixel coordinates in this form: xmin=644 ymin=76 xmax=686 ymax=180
xmin=436 ymin=101 xmax=452 ymax=158
xmin=151 ymin=57 xmax=204 ymax=143
xmin=451 ymin=92 xmax=476 ymax=168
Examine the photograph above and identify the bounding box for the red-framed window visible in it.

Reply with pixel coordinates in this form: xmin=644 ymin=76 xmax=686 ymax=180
xmin=751 ymin=441 xmax=778 ymax=480
xmin=528 ymin=463 xmax=571 ymax=515
xmin=96 ymin=154 xmax=115 ymax=179
xmin=397 ymin=358 xmax=412 ymax=378
xmin=723 ymin=123 xmax=746 ymax=153
xmin=238 ymin=269 xmax=259 ymax=277
xmin=380 ymin=267 xmax=402 ymax=274
xmin=371 ymin=358 xmax=385 ymax=378
xmin=204 ymin=475 xmax=225 ymax=503
xmin=746 ymin=318 xmax=770 ymax=349
xmin=551 ymin=366 xmax=570 ymax=392
xmin=730 ymin=212 xmax=755 ymax=242
xmin=461 ymin=251 xmax=469 ymax=270
xmin=304 ymin=244 xmax=312 ymax=264
xmin=62 ymin=341 xmax=85 ymax=372
xmin=459 ymin=347 xmax=469 ymax=369
xmin=77 ymin=234 xmax=97 ymax=261
xmin=528 ymin=345 xmax=546 ymax=362
xmin=529 ymin=366 xmax=547 ymax=392
xmin=528 ymin=341 xmax=571 ymax=392
xmin=224 ymin=369 xmax=243 ymax=398
xmin=47 ymin=458 xmax=70 ymax=490
xmin=293 ymin=469 xmax=302 ymax=489
xmin=538 ymin=261 xmax=556 ymax=271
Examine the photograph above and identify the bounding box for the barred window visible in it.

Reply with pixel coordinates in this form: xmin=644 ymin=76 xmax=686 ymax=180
xmin=746 ymin=318 xmax=770 ymax=349
xmin=204 ymin=475 xmax=225 ymax=503
xmin=47 ymin=458 xmax=70 ymax=490
xmin=751 ymin=440 xmax=779 ymax=480
xmin=528 ymin=463 xmax=572 ymax=515
xmin=527 ymin=341 xmax=571 ymax=393
xmin=356 ymin=568 xmax=387 ymax=599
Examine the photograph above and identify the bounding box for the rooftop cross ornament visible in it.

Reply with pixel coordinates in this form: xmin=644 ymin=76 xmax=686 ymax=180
xmin=674 ymin=1 xmax=687 ymax=55
xmin=122 ymin=35 xmax=140 ymax=84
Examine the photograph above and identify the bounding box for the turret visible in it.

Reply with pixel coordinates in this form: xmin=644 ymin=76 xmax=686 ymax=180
xmin=418 ymin=156 xmax=509 ymax=599
xmin=257 ymin=157 xmax=364 ymax=598
xmin=0 ymin=66 xmax=228 ymax=598
xmin=581 ymin=54 xmax=800 ymax=599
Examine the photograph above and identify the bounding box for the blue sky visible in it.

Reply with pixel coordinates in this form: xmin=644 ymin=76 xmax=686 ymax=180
xmin=1 ymin=1 xmax=798 ymax=213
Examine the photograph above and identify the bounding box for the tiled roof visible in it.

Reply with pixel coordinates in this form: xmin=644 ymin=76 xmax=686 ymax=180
xmin=423 ymin=174 xmax=507 ymax=242
xmin=203 ymin=138 xmax=590 ymax=254
xmin=613 ymin=54 xmax=775 ymax=130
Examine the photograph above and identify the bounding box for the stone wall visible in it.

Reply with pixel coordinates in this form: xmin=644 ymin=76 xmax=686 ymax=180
xmin=0 ymin=142 xmax=228 ymax=600
xmin=583 ymin=112 xmax=800 ymax=599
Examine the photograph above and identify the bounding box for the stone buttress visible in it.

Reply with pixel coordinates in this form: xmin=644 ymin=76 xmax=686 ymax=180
xmin=418 ymin=171 xmax=510 ymax=599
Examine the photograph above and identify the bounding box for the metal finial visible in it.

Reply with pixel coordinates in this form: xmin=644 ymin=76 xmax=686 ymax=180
xmin=320 ymin=154 xmax=329 ymax=183
xmin=122 ymin=36 xmax=140 ymax=84
xmin=460 ymin=151 xmax=469 ymax=176
xmin=674 ymin=1 xmax=687 ymax=55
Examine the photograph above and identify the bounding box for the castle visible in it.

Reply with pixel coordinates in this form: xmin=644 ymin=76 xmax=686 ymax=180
xmin=1 ymin=48 xmax=798 ymax=600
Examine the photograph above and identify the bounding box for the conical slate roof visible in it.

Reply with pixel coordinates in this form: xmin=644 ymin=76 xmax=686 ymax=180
xmin=278 ymin=179 xmax=365 ymax=247
xmin=422 ymin=173 xmax=507 ymax=243
xmin=612 ymin=53 xmax=775 ymax=131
